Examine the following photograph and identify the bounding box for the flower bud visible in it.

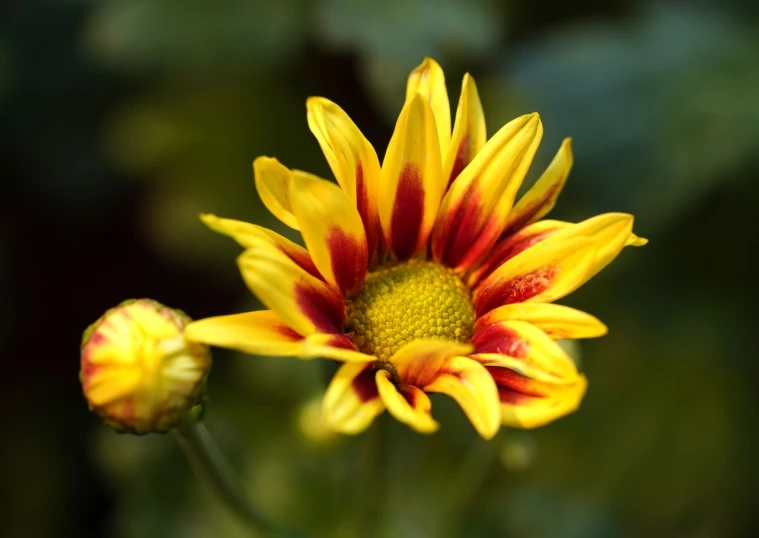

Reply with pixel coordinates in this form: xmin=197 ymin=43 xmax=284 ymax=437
xmin=80 ymin=299 xmax=212 ymax=434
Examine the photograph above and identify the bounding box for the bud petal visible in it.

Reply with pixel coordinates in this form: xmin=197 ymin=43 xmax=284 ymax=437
xmin=80 ymin=299 xmax=212 ymax=434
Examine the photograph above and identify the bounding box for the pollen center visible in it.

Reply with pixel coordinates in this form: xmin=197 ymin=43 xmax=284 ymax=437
xmin=346 ymin=260 xmax=475 ymax=361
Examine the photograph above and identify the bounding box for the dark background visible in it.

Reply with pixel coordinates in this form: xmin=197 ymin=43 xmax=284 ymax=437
xmin=1 ymin=0 xmax=758 ymax=537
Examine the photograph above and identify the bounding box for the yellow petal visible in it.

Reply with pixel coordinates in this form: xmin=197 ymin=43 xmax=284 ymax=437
xmin=85 ymin=368 xmax=141 ymax=406
xmin=502 ymin=138 xmax=573 ymax=235
xmin=487 ymin=366 xmax=587 ymax=429
xmin=300 ymin=333 xmax=377 ymax=362
xmin=306 ymin=97 xmax=382 ymax=258
xmin=467 ymin=219 xmax=571 ymax=287
xmin=288 ymin=171 xmax=368 ymax=295
xmin=406 ymin=57 xmax=451 ymax=159
xmin=184 ymin=310 xmax=303 ymax=356
xmin=238 ymin=243 xmax=345 ymax=336
xmin=471 ymin=320 xmax=579 ymax=380
xmin=185 ymin=313 xmax=374 ymax=362
xmin=474 ymin=236 xmax=595 ymax=317
xmin=199 ymin=213 xmax=320 ymax=277
xmin=253 ymin=157 xmax=299 ymax=230
xmin=628 ymin=233 xmax=648 ymax=247
xmin=568 ymin=213 xmax=643 ymax=281
xmin=375 ymin=370 xmax=439 ymax=433
xmin=475 ymin=303 xmax=608 ymax=340
xmin=432 ymin=113 xmax=543 ymax=272
xmin=323 ymin=362 xmax=384 ymax=434
xmin=379 ymin=93 xmax=443 ymax=260
xmin=443 ymin=73 xmax=486 ymax=188
xmin=424 ymin=356 xmax=501 ymax=439
xmin=389 ymin=339 xmax=474 ymax=388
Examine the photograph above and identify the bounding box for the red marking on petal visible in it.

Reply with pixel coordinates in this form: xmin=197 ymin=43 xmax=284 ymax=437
xmin=472 ymin=324 xmax=529 ymax=357
xmin=275 ymin=323 xmax=303 ymax=341
xmin=327 ymin=226 xmax=367 ymax=294
xmin=497 ymin=387 xmax=533 ymax=405
xmin=473 ymin=230 xmax=556 ymax=286
xmin=352 ymin=364 xmax=379 ymax=403
xmin=475 ymin=266 xmax=559 ymax=317
xmin=399 ymin=385 xmax=418 ymax=407
xmin=435 ymin=367 xmax=464 ymax=382
xmin=355 ymin=163 xmax=379 ymax=260
xmin=89 ymin=331 xmax=107 ymax=347
xmin=447 ymin=136 xmax=469 ymax=189
xmin=80 ymin=358 xmax=101 ymax=389
xmin=457 ymin=214 xmax=506 ymax=271
xmin=324 ymin=334 xmax=359 ymax=350
xmin=486 ymin=366 xmax=545 ymax=399
xmin=390 ymin=163 xmax=425 ymax=260
xmin=501 ymin=184 xmax=561 ymax=238
xmin=356 ymin=163 xmax=380 ymax=261
xmin=286 ymin=249 xmax=322 ymax=280
xmin=356 ymin=163 xmax=367 ymax=220
xmin=294 ymin=283 xmax=345 ymax=334
xmin=438 ymin=189 xmax=484 ymax=268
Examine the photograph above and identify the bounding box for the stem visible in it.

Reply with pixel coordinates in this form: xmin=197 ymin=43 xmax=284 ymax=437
xmin=439 ymin=433 xmax=501 ymax=538
xmin=359 ymin=416 xmax=386 ymax=537
xmin=174 ymin=421 xmax=304 ymax=537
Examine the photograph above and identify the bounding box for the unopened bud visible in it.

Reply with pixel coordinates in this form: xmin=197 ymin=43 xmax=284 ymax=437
xmin=80 ymin=299 xmax=212 ymax=434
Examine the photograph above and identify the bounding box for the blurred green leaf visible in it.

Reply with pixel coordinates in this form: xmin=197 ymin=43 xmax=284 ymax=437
xmin=85 ymin=0 xmax=312 ymax=73
xmin=487 ymin=3 xmax=759 ymax=230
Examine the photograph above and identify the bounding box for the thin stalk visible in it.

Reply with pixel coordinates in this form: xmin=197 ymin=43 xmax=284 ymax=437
xmin=439 ymin=433 xmax=501 ymax=538
xmin=174 ymin=421 xmax=305 ymax=537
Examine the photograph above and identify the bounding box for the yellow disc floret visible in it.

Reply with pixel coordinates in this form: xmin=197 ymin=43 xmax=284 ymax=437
xmin=347 ymin=260 xmax=475 ymax=361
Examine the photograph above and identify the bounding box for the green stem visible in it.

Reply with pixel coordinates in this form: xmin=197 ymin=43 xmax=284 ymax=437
xmin=174 ymin=421 xmax=304 ymax=537
xmin=359 ymin=416 xmax=386 ymax=537
xmin=439 ymin=433 xmax=501 ymax=538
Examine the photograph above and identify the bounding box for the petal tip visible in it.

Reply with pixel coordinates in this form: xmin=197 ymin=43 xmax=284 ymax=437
xmin=630 ymin=235 xmax=649 ymax=247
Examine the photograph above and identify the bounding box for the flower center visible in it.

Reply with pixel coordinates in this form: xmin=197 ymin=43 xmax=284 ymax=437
xmin=346 ymin=260 xmax=475 ymax=361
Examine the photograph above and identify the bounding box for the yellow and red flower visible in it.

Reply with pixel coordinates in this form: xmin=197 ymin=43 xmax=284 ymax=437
xmin=185 ymin=58 xmax=646 ymax=439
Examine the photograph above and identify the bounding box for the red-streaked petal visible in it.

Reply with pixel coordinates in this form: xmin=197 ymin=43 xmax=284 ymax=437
xmin=406 ymin=57 xmax=451 ymax=159
xmin=467 ymin=220 xmax=570 ymax=287
xmin=470 ymin=320 xmax=578 ymax=380
xmin=306 ymin=97 xmax=382 ymax=261
xmin=376 ymin=370 xmax=439 ymax=433
xmin=474 ymin=303 xmax=608 ymax=340
xmin=389 ymin=340 xmax=474 ymax=388
xmin=486 ymin=366 xmax=587 ymax=429
xmin=184 ymin=310 xmax=303 ymax=356
xmin=501 ymin=138 xmax=573 ymax=236
xmin=253 ymin=157 xmax=299 ymax=230
xmin=238 ymin=243 xmax=345 ymax=336
xmin=474 ymin=236 xmax=595 ymax=318
xmin=443 ymin=73 xmax=486 ymax=189
xmin=432 ymin=113 xmax=543 ymax=272
xmin=323 ymin=362 xmax=384 ymax=434
xmin=379 ymin=94 xmax=443 ymax=260
xmin=300 ymin=333 xmax=376 ymax=362
xmin=199 ymin=213 xmax=321 ymax=279
xmin=423 ymin=356 xmax=501 ymax=439
xmin=471 ymin=213 xmax=647 ymax=289
xmin=288 ymin=171 xmax=368 ymax=295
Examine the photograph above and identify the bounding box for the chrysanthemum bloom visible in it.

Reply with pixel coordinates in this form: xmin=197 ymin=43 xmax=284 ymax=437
xmin=81 ymin=299 xmax=212 ymax=434
xmin=186 ymin=58 xmax=645 ymax=439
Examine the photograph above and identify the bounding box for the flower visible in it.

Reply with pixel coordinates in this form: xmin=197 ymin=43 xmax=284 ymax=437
xmin=185 ymin=58 xmax=646 ymax=439
xmin=80 ymin=299 xmax=212 ymax=434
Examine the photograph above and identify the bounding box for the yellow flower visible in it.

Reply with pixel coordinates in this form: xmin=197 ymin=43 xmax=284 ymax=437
xmin=80 ymin=299 xmax=212 ymax=434
xmin=186 ymin=58 xmax=646 ymax=439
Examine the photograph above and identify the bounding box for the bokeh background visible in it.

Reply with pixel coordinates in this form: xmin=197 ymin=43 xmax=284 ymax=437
xmin=2 ymin=0 xmax=758 ymax=536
